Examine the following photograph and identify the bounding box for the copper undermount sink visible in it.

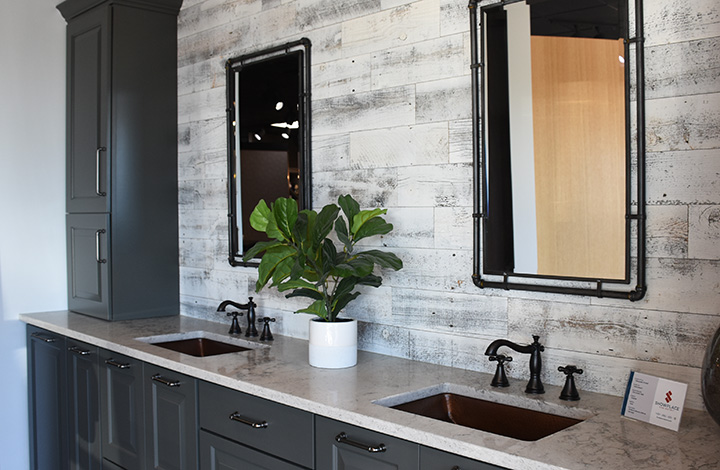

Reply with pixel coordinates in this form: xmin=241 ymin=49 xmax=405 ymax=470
xmin=375 ymin=384 xmax=592 ymax=441
xmin=136 ymin=331 xmax=268 ymax=358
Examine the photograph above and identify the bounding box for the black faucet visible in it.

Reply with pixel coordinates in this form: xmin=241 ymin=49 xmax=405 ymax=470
xmin=217 ymin=297 xmax=258 ymax=337
xmin=485 ymin=335 xmax=545 ymax=394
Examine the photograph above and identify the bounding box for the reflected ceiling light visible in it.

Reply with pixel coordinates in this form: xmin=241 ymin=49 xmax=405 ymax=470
xmin=618 ymin=55 xmax=625 ymax=64
xmin=281 ymin=132 xmax=290 ymax=139
xmin=275 ymin=101 xmax=284 ymax=111
xmin=254 ymin=133 xmax=262 ymax=141
xmin=271 ymin=121 xmax=299 ymax=129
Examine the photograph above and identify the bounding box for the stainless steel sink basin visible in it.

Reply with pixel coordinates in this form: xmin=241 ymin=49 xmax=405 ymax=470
xmin=375 ymin=383 xmax=592 ymax=441
xmin=135 ymin=331 xmax=268 ymax=358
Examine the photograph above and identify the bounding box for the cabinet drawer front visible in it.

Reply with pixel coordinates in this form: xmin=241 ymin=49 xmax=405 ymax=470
xmin=199 ymin=430 xmax=305 ymax=470
xmin=199 ymin=381 xmax=313 ymax=468
xmin=420 ymin=446 xmax=509 ymax=470
xmin=315 ymin=416 xmax=419 ymax=470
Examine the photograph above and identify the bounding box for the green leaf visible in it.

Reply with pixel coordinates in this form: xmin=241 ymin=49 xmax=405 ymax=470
xmin=334 ymin=216 xmax=352 ymax=252
xmin=311 ymin=204 xmax=339 ymax=250
xmin=333 ymin=257 xmax=374 ymax=278
xmin=255 ymin=245 xmax=296 ymax=291
xmin=334 ymin=276 xmax=359 ymax=300
xmin=350 ymin=208 xmax=387 ymax=236
xmin=297 ymin=299 xmax=328 ymax=320
xmin=353 ymin=217 xmax=393 ymax=242
xmin=285 ymin=287 xmax=324 ymax=301
xmin=331 ymin=291 xmax=361 ymax=319
xmin=249 ymin=199 xmax=271 ymax=232
xmin=321 ymin=239 xmax=337 ymax=274
xmin=356 ymin=249 xmax=403 ymax=271
xmin=272 ymin=197 xmax=298 ymax=241
xmin=264 ymin=211 xmax=283 ymax=240
xmin=270 ymin=255 xmax=294 ymax=286
xmin=242 ymin=240 xmax=282 ymax=262
xmin=338 ymin=195 xmax=360 ymax=226
xmin=278 ymin=279 xmax=317 ymax=293
xmin=355 ymin=273 xmax=383 ymax=287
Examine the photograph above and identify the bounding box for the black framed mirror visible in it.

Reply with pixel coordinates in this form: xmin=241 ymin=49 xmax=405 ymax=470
xmin=470 ymin=0 xmax=646 ymax=300
xmin=226 ymin=39 xmax=311 ymax=266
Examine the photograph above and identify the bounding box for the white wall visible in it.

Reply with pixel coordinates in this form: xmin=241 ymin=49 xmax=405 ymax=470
xmin=176 ymin=0 xmax=720 ymax=412
xmin=0 ymin=0 xmax=67 ymax=467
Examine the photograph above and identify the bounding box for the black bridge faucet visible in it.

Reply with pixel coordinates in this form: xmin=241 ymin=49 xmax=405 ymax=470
xmin=485 ymin=335 xmax=545 ymax=394
xmin=217 ymin=297 xmax=259 ymax=337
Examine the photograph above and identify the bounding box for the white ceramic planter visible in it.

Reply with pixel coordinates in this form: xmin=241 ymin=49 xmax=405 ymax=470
xmin=308 ymin=318 xmax=357 ymax=369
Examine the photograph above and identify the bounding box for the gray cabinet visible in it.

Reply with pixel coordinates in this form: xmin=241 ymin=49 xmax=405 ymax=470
xmin=144 ymin=364 xmax=198 ymax=470
xmin=315 ymin=416 xmax=419 ymax=470
xmin=99 ymin=349 xmax=145 ymax=469
xmin=198 ymin=381 xmax=314 ymax=469
xmin=27 ymin=326 xmax=68 ymax=470
xmin=199 ymin=430 xmax=305 ymax=470
xmin=420 ymin=446 xmax=508 ymax=470
xmin=58 ymin=0 xmax=181 ymax=321
xmin=67 ymin=338 xmax=102 ymax=470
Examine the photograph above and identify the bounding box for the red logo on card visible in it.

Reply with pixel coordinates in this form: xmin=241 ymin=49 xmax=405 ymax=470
xmin=665 ymin=390 xmax=673 ymax=403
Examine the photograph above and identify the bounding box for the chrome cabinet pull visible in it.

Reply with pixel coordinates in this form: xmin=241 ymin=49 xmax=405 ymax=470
xmin=68 ymin=346 xmax=90 ymax=355
xmin=151 ymin=374 xmax=181 ymax=387
xmin=31 ymin=332 xmax=57 ymax=343
xmin=95 ymin=229 xmax=107 ymax=264
xmin=96 ymin=147 xmax=106 ymax=196
xmin=335 ymin=432 xmax=387 ymax=453
xmin=228 ymin=412 xmax=268 ymax=429
xmin=105 ymin=359 xmax=130 ymax=369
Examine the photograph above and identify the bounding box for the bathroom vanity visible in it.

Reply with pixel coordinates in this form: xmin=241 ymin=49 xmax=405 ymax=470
xmin=23 ymin=311 xmax=720 ymax=470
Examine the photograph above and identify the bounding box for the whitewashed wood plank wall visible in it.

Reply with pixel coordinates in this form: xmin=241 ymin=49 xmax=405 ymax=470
xmin=176 ymin=0 xmax=720 ymax=411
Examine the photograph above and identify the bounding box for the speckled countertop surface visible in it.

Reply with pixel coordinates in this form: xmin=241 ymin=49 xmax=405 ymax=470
xmin=21 ymin=311 xmax=720 ymax=470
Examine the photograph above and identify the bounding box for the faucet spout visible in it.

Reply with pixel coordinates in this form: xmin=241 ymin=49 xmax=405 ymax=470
xmin=217 ymin=297 xmax=259 ymax=337
xmin=484 ymin=335 xmax=545 ymax=394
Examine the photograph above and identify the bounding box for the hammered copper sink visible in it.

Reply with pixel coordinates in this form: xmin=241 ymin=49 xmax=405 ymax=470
xmin=152 ymin=337 xmax=252 ymax=357
xmin=392 ymin=393 xmax=584 ymax=441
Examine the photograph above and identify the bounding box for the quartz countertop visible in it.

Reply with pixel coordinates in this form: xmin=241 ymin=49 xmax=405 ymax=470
xmin=21 ymin=311 xmax=720 ymax=470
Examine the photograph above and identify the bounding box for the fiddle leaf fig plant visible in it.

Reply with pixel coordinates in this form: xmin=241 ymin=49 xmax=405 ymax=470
xmin=243 ymin=195 xmax=403 ymax=322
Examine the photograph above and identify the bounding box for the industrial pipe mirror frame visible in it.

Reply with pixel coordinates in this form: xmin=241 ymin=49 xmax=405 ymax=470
xmin=226 ymin=39 xmax=312 ymax=267
xmin=469 ymin=0 xmax=646 ymax=300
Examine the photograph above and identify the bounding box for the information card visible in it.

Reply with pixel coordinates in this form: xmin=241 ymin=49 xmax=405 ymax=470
xmin=621 ymin=371 xmax=688 ymax=431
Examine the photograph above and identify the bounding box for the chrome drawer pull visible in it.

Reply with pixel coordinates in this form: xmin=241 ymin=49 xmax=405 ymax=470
xmin=229 ymin=412 xmax=268 ymax=429
xmin=96 ymin=147 xmax=106 ymax=196
xmin=105 ymin=359 xmax=130 ymax=369
xmin=95 ymin=229 xmax=107 ymax=264
xmin=68 ymin=346 xmax=91 ymax=355
xmin=335 ymin=432 xmax=387 ymax=453
xmin=151 ymin=374 xmax=180 ymax=387
xmin=31 ymin=332 xmax=57 ymax=343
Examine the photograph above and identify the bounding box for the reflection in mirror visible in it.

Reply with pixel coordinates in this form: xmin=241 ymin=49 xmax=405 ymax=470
xmin=226 ymin=39 xmax=311 ymax=266
xmin=470 ymin=0 xmax=646 ymax=300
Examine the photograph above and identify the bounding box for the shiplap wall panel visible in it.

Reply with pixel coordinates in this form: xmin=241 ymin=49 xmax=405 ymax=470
xmin=177 ymin=0 xmax=720 ymax=410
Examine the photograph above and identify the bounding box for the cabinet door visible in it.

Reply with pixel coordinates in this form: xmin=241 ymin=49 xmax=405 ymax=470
xmin=144 ymin=364 xmax=198 ymax=470
xmin=100 ymin=349 xmax=145 ymax=470
xmin=315 ymin=416 xmax=419 ymax=470
xmin=27 ymin=326 xmax=68 ymax=470
xmin=199 ymin=430 xmax=304 ymax=470
xmin=420 ymin=446 xmax=509 ymax=470
xmin=66 ymin=5 xmax=110 ymax=213
xmin=67 ymin=213 xmax=111 ymax=319
xmin=67 ymin=338 xmax=102 ymax=470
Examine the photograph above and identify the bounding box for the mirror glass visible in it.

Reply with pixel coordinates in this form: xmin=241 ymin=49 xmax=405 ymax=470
xmin=472 ymin=0 xmax=646 ymax=299
xmin=226 ymin=39 xmax=311 ymax=266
